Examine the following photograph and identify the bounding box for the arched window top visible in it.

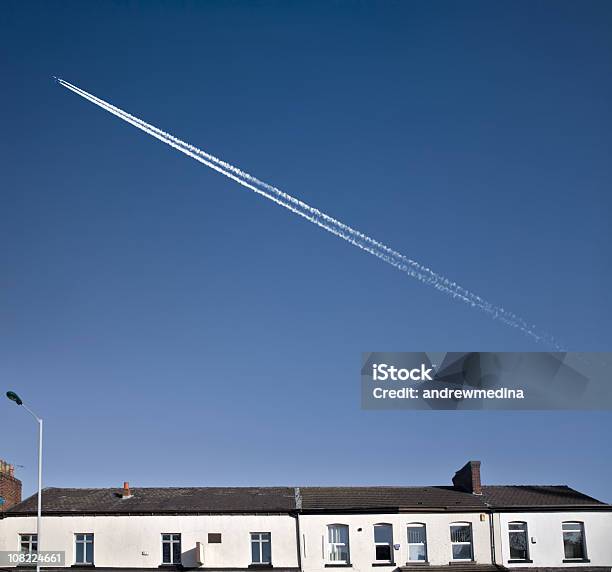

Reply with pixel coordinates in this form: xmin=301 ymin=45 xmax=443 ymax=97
xmin=373 ymin=523 xmax=393 ymax=544
xmin=327 ymin=524 xmax=349 ymax=540
xmin=407 ymin=522 xmax=426 ymax=527
xmin=450 ymin=521 xmax=471 ymax=526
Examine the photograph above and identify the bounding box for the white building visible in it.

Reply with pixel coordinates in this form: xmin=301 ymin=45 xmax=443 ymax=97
xmin=0 ymin=461 xmax=610 ymax=572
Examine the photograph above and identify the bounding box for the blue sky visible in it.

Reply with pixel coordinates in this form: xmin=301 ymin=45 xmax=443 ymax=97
xmin=1 ymin=1 xmax=611 ymax=502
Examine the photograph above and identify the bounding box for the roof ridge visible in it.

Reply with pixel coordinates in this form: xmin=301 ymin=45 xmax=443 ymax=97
xmin=31 ymin=485 xmax=296 ymax=491
xmin=482 ymin=484 xmax=571 ymax=488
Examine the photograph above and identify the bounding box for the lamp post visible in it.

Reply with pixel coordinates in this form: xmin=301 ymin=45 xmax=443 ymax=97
xmin=6 ymin=391 xmax=43 ymax=572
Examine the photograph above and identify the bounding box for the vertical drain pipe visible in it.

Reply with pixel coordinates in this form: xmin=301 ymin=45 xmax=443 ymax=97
xmin=294 ymin=487 xmax=303 ymax=571
xmin=488 ymin=510 xmax=497 ymax=567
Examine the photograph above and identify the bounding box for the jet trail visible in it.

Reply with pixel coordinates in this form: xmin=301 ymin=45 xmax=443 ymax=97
xmin=55 ymin=78 xmax=560 ymax=349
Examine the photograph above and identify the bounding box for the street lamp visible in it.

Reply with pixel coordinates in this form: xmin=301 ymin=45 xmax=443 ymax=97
xmin=6 ymin=391 xmax=43 ymax=572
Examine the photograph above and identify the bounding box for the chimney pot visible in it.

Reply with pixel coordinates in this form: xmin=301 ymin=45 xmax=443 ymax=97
xmin=122 ymin=482 xmax=131 ymax=498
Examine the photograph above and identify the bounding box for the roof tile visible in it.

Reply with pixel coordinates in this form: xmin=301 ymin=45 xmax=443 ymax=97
xmin=6 ymin=484 xmax=607 ymax=515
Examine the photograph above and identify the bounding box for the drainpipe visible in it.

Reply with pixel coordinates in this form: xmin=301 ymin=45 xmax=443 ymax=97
xmin=294 ymin=487 xmax=303 ymax=571
xmin=488 ymin=511 xmax=497 ymax=567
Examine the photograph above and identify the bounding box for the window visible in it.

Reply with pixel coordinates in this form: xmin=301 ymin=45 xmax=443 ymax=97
xmin=75 ymin=534 xmax=94 ymax=565
xmin=562 ymin=522 xmax=586 ymax=560
xmin=374 ymin=524 xmax=393 ymax=562
xmin=327 ymin=524 xmax=350 ymax=563
xmin=406 ymin=524 xmax=427 ymax=562
xmin=508 ymin=522 xmax=529 ymax=560
xmin=251 ymin=532 xmax=271 ymax=564
xmin=20 ymin=534 xmax=38 ymax=555
xmin=161 ymin=533 xmax=181 ymax=565
xmin=450 ymin=523 xmax=473 ymax=561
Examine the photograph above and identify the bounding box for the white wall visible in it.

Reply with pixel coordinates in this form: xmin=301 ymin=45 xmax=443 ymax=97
xmin=298 ymin=512 xmax=492 ymax=572
xmin=2 ymin=510 xmax=611 ymax=571
xmin=494 ymin=511 xmax=612 ymax=568
xmin=0 ymin=514 xmax=299 ymax=569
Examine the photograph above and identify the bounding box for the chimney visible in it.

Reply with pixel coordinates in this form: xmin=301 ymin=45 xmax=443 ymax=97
xmin=121 ymin=481 xmax=132 ymax=499
xmin=0 ymin=460 xmax=22 ymax=510
xmin=452 ymin=460 xmax=482 ymax=495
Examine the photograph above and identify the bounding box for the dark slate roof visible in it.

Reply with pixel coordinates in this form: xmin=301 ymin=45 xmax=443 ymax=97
xmin=5 ymin=484 xmax=608 ymax=516
xmin=480 ymin=485 xmax=604 ymax=508
xmin=299 ymin=486 xmax=487 ymax=511
xmin=299 ymin=485 xmax=607 ymax=512
xmin=7 ymin=487 xmax=296 ymax=515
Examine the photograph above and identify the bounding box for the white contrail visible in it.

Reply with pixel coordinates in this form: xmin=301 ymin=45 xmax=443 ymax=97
xmin=55 ymin=78 xmax=561 ymax=349
xmin=58 ymin=80 xmax=509 ymax=306
xmin=58 ymin=80 xmax=479 ymax=303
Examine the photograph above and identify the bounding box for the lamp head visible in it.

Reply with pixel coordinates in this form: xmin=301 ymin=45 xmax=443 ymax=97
xmin=6 ymin=391 xmax=23 ymax=406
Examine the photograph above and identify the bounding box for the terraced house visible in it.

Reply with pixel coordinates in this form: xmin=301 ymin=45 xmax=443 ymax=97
xmin=0 ymin=461 xmax=610 ymax=572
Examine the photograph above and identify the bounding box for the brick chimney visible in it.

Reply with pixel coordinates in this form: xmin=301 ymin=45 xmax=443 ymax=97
xmin=452 ymin=460 xmax=482 ymax=495
xmin=0 ymin=460 xmax=22 ymax=510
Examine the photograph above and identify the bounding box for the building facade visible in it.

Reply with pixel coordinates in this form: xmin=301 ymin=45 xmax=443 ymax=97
xmin=0 ymin=462 xmax=610 ymax=572
xmin=0 ymin=461 xmax=22 ymax=512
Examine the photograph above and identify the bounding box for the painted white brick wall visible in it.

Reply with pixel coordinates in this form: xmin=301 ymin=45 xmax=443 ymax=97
xmin=495 ymin=511 xmax=612 ymax=568
xmin=0 ymin=514 xmax=299 ymax=569
xmin=1 ymin=510 xmax=611 ymax=570
xmin=298 ymin=512 xmax=492 ymax=571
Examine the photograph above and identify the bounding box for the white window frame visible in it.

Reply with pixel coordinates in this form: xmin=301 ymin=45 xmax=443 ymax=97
xmin=406 ymin=523 xmax=427 ymax=562
xmin=250 ymin=532 xmax=271 ymax=565
xmin=161 ymin=533 xmax=182 ymax=565
xmin=508 ymin=521 xmax=529 ymax=561
xmin=20 ymin=534 xmax=38 ymax=554
xmin=373 ymin=523 xmax=394 ymax=563
xmin=327 ymin=524 xmax=350 ymax=564
xmin=74 ymin=533 xmax=94 ymax=565
xmin=562 ymin=521 xmax=587 ymax=561
xmin=450 ymin=522 xmax=473 ymax=562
